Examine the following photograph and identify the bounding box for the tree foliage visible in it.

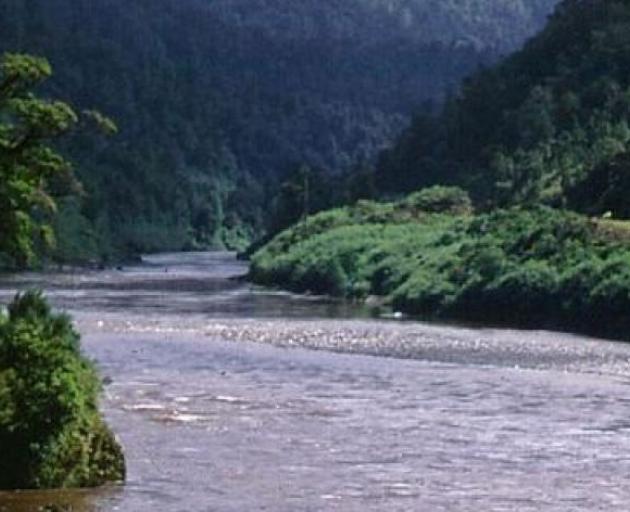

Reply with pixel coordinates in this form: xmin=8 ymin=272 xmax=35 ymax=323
xmin=0 ymin=53 xmax=79 ymax=267
xmin=0 ymin=292 xmax=125 ymax=489
xmin=0 ymin=0 xmax=557 ymax=259
xmin=375 ymin=0 xmax=630 ymax=217
xmin=0 ymin=53 xmax=116 ymax=267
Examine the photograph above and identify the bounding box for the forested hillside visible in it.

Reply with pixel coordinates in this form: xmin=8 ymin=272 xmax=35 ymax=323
xmin=209 ymin=0 xmax=557 ymax=52
xmin=377 ymin=0 xmax=630 ymax=216
xmin=0 ymin=0 xmax=556 ymax=263
xmin=251 ymin=0 xmax=630 ymax=339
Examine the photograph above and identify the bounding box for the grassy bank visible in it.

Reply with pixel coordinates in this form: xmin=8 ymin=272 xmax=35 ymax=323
xmin=251 ymin=188 xmax=630 ymax=339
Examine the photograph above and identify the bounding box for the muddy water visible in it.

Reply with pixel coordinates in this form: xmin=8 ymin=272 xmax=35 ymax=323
xmin=1 ymin=252 xmax=630 ymax=511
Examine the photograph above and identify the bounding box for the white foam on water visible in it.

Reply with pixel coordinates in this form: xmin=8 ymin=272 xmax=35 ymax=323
xmin=123 ymin=403 xmax=168 ymax=412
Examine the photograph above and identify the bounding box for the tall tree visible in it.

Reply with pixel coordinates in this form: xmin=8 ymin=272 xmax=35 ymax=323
xmin=0 ymin=53 xmax=112 ymax=267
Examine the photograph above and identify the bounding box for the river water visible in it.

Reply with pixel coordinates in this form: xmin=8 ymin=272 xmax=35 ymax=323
xmin=1 ymin=252 xmax=630 ymax=511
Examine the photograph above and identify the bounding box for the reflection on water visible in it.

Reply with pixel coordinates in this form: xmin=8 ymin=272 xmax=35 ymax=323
xmin=1 ymin=253 xmax=630 ymax=511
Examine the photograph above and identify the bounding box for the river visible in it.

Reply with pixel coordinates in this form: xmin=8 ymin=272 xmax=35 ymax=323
xmin=1 ymin=252 xmax=630 ymax=511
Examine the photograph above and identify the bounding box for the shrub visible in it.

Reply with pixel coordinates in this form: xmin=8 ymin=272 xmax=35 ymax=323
xmin=251 ymin=202 xmax=630 ymax=338
xmin=466 ymin=206 xmax=593 ymax=261
xmin=479 ymin=260 xmax=560 ymax=321
xmin=0 ymin=292 xmax=125 ymax=489
xmin=399 ymin=186 xmax=473 ymax=215
xmin=293 ymin=257 xmax=349 ymax=296
xmin=589 ymin=262 xmax=630 ymax=320
xmin=392 ymin=269 xmax=457 ymax=315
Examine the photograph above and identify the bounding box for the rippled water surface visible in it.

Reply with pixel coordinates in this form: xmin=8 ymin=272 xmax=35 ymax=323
xmin=1 ymin=252 xmax=630 ymax=511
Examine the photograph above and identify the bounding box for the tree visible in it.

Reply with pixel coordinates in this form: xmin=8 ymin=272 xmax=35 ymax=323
xmin=0 ymin=53 xmax=114 ymax=267
xmin=0 ymin=291 xmax=125 ymax=488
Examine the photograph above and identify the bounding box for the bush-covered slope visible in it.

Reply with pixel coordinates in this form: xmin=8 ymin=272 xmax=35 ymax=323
xmin=0 ymin=0 xmax=557 ymax=261
xmin=251 ymin=187 xmax=630 ymax=338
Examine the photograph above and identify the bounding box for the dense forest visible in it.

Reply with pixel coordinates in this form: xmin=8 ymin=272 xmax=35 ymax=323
xmin=251 ymin=0 xmax=630 ymax=339
xmin=376 ymin=0 xmax=630 ymax=214
xmin=0 ymin=0 xmax=557 ymax=265
xmin=206 ymin=0 xmax=558 ymax=53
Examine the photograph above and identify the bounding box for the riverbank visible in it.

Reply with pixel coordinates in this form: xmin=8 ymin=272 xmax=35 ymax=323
xmin=250 ymin=194 xmax=630 ymax=341
xmin=3 ymin=251 xmax=630 ymax=511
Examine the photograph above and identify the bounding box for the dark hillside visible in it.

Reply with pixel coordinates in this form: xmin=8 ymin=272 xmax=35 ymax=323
xmin=0 ymin=0 xmax=557 ymax=260
xmin=377 ymin=0 xmax=630 ymax=215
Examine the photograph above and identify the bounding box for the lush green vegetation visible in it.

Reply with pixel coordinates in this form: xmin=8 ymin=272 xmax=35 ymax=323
xmin=252 ymin=187 xmax=630 ymax=337
xmin=0 ymin=0 xmax=557 ymax=262
xmin=252 ymin=0 xmax=630 ymax=338
xmin=376 ymin=0 xmax=630 ymax=215
xmin=0 ymin=292 xmax=125 ymax=489
xmin=0 ymin=53 xmax=115 ymax=269
xmin=0 ymin=54 xmax=124 ymax=490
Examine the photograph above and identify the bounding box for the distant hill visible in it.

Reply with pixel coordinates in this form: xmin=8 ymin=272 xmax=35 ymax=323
xmin=376 ymin=0 xmax=630 ymax=217
xmin=207 ymin=0 xmax=557 ymax=50
xmin=0 ymin=0 xmax=558 ymax=260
